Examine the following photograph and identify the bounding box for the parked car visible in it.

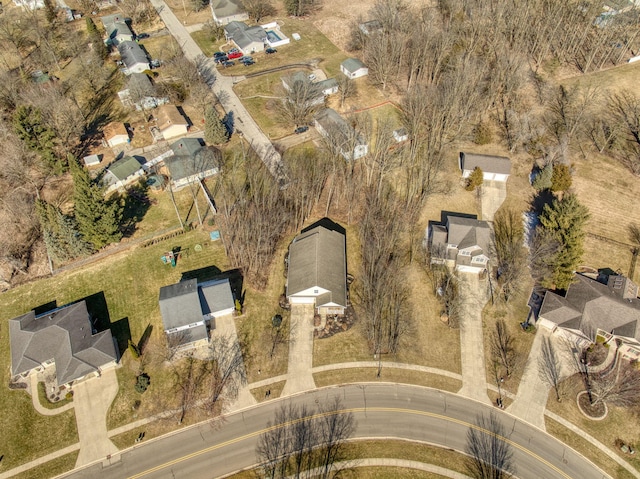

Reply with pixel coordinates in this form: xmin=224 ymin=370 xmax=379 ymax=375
xmin=213 ymin=51 xmax=226 ymax=58
xmin=136 ymin=33 xmax=150 ymax=39
xmin=229 ymin=48 xmax=240 ymax=53
xmin=223 ymin=61 xmax=235 ymax=67
xmin=227 ymin=51 xmax=243 ymax=59
xmin=214 ymin=56 xmax=228 ymax=63
xmin=294 ymin=126 xmax=309 ymax=134
xmin=239 ymin=56 xmax=253 ymax=63
xmin=243 ymin=60 xmax=255 ymax=66
xmin=308 ymin=73 xmax=316 ymax=81
xmin=150 ymin=59 xmax=162 ymax=68
xmin=265 ymin=48 xmax=277 ymax=54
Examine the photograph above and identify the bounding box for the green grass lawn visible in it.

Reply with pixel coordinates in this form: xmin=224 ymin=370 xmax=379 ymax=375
xmin=191 ymin=30 xmax=218 ymax=57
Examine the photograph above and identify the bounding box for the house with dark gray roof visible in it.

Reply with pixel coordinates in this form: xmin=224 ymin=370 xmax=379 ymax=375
xmin=427 ymin=214 xmax=491 ymax=273
xmin=117 ymin=41 xmax=150 ymax=75
xmin=314 ymin=108 xmax=368 ymax=160
xmin=286 ymin=224 xmax=347 ymax=315
xmin=103 ymin=156 xmax=145 ymax=192
xmin=211 ymin=0 xmax=248 ymax=25
xmin=159 ymin=278 xmax=235 ymax=349
xmin=224 ymin=21 xmax=267 ymax=54
xmin=100 ymin=14 xmax=134 ymax=46
xmin=9 ymin=301 xmax=118 ymax=387
xmin=538 ymin=273 xmax=640 ymax=361
xmin=117 ymin=73 xmax=169 ymax=111
xmin=165 ymin=138 xmax=221 ymax=189
xmin=459 ymin=152 xmax=511 ymax=182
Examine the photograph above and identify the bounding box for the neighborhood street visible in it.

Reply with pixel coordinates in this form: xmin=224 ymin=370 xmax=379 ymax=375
xmin=147 ymin=0 xmax=283 ymax=181
xmin=61 ymin=384 xmax=610 ymax=479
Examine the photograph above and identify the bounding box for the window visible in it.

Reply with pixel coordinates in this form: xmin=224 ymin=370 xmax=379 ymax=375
xmin=313 ymin=289 xmax=319 ymax=294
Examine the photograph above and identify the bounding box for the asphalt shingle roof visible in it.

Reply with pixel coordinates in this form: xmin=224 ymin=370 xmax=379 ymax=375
xmin=460 ymin=152 xmax=511 ymax=175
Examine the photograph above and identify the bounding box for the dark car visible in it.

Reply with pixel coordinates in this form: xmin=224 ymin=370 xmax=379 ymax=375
xmin=294 ymin=126 xmax=309 ymax=134
xmin=136 ymin=33 xmax=150 ymax=39
xmin=213 ymin=51 xmax=226 ymax=58
xmin=214 ymin=56 xmax=228 ymax=63
xmin=239 ymin=56 xmax=253 ymax=62
xmin=223 ymin=61 xmax=235 ymax=67
xmin=229 ymin=48 xmax=240 ymax=54
xmin=265 ymin=47 xmax=277 ymax=54
xmin=150 ymin=59 xmax=162 ymax=68
xmin=242 ymin=59 xmax=255 ymax=66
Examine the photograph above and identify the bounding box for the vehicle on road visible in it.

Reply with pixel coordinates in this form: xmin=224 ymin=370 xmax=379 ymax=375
xmin=294 ymin=126 xmax=309 ymax=134
xmin=223 ymin=61 xmax=235 ymax=67
xmin=213 ymin=51 xmax=226 ymax=58
xmin=228 ymin=51 xmax=243 ymax=59
xmin=265 ymin=48 xmax=277 ymax=54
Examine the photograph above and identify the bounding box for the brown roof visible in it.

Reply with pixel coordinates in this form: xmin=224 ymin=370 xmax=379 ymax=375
xmin=156 ymin=105 xmax=188 ymax=132
xmin=103 ymin=122 xmax=128 ymax=140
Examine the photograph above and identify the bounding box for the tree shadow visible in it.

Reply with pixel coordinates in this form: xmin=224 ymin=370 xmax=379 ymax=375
xmin=120 ymin=180 xmax=153 ymax=238
xmin=137 ymin=323 xmax=153 ymax=355
xmin=223 ymin=111 xmax=234 ymax=136
xmin=530 ymin=189 xmax=555 ymax=217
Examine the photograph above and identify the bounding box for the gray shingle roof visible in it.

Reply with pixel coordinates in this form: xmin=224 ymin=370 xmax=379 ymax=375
xmin=446 ymin=216 xmax=491 ymax=254
xmin=287 ymin=225 xmax=347 ymax=308
xmin=166 ymin=139 xmax=221 ymax=182
xmin=540 ymin=274 xmax=640 ymax=341
xmin=118 ymin=41 xmax=149 ymax=69
xmin=159 ymin=279 xmax=203 ymax=331
xmin=315 ymin=108 xmax=366 ymax=148
xmin=198 ymin=278 xmax=235 ymax=315
xmin=211 ymin=0 xmax=245 ymax=19
xmin=224 ymin=21 xmax=266 ymax=50
xmin=460 ymin=152 xmax=511 ymax=175
xmin=341 ymin=58 xmax=366 ymax=74
xmin=9 ymin=301 xmax=117 ymax=385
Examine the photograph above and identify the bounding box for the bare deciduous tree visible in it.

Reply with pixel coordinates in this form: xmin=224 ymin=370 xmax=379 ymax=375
xmin=589 ymin=360 xmax=640 ymax=409
xmin=277 ymin=74 xmax=324 ymax=127
xmin=465 ymin=412 xmax=515 ymax=479
xmin=493 ymin=208 xmax=527 ymax=303
xmin=205 ymin=334 xmax=247 ymax=415
xmin=537 ymin=336 xmax=564 ymax=402
xmin=607 ymin=90 xmax=640 ymax=175
xmin=490 ymin=319 xmax=516 ymax=378
xmin=335 ymin=73 xmax=356 ymax=108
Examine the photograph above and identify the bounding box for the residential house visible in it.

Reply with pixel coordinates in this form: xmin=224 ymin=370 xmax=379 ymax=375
xmin=118 ymin=41 xmax=150 ymax=75
xmin=103 ymin=122 xmax=129 ymax=148
xmin=459 ymin=152 xmax=511 ymax=182
xmin=9 ymin=301 xmax=118 ymax=387
xmin=224 ymin=21 xmax=267 ymax=54
xmin=210 ymin=0 xmax=248 ymax=25
xmin=165 ymin=138 xmax=221 ymax=189
xmin=287 ymin=223 xmax=347 ymax=315
xmin=159 ymin=278 xmax=235 ymax=349
xmin=100 ymin=14 xmax=133 ymax=46
xmin=156 ymin=105 xmax=189 ymax=140
xmin=427 ymin=214 xmax=491 ymax=274
xmin=340 ymin=58 xmax=368 ymax=79
xmin=393 ymin=128 xmax=408 ymax=143
xmin=103 ymin=156 xmax=144 ymax=192
xmin=281 ymin=72 xmax=337 ymax=106
xmin=314 ymin=108 xmax=368 ymax=160
xmin=538 ymin=273 xmax=640 ymax=361
xmin=117 ymin=73 xmax=168 ymax=111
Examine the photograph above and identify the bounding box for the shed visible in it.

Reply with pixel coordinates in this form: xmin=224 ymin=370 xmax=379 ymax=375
xmin=104 ymin=122 xmax=129 ymax=148
xmin=83 ymin=154 xmax=102 ymax=166
xmin=340 ymin=58 xmax=368 ymax=79
xmin=459 ymin=152 xmax=511 ymax=182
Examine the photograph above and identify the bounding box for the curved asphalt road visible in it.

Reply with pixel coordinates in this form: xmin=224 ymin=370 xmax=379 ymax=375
xmin=63 ymin=384 xmax=610 ymax=479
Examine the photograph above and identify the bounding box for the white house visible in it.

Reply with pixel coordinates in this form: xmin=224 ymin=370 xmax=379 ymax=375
xmin=210 ymin=0 xmax=248 ymax=25
xmin=117 ymin=41 xmax=150 ymax=75
xmin=428 ymin=214 xmax=491 ymax=274
xmin=100 ymin=14 xmax=134 ymax=46
xmin=13 ymin=0 xmax=45 ymax=9
xmin=459 ymin=152 xmax=511 ymax=182
xmin=104 ymin=122 xmax=129 ymax=148
xmin=340 ymin=58 xmax=368 ymax=79
xmin=165 ymin=138 xmax=221 ymax=189
xmin=393 ymin=128 xmax=408 ymax=143
xmin=314 ymin=108 xmax=368 ymax=160
xmin=159 ymin=278 xmax=235 ymax=350
xmin=287 ymin=223 xmax=347 ymax=316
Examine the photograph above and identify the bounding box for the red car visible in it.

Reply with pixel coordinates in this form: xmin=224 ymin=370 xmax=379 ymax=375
xmin=227 ymin=51 xmax=243 ymax=59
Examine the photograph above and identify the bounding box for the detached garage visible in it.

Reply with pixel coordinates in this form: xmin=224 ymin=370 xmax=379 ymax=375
xmin=459 ymin=152 xmax=511 ymax=183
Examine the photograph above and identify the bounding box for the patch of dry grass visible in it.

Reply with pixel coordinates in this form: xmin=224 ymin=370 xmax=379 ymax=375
xmin=251 ymin=381 xmax=287 ymax=403
xmin=313 ymin=368 xmax=462 ymax=393
xmin=10 ymin=451 xmax=79 ymax=479
xmin=164 ymin=0 xmax=212 ymax=26
xmin=545 ymin=374 xmax=640 ymax=474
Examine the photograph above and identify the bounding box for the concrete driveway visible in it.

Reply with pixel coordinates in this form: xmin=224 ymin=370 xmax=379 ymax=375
xmin=73 ymin=368 xmax=119 ymax=467
xmin=281 ymin=304 xmax=316 ymax=396
xmin=456 ymin=272 xmax=491 ymax=405
xmin=480 ymin=180 xmax=507 ymax=221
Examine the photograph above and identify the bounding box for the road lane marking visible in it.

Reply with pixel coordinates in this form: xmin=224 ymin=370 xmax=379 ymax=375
xmin=128 ymin=407 xmax=572 ymax=479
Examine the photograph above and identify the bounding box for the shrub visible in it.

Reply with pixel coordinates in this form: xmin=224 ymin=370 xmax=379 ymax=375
xmin=473 ymin=121 xmax=493 ymax=145
xmin=465 ymin=167 xmax=484 ymax=191
xmin=65 ymin=391 xmax=74 ymax=400
xmin=551 ymin=163 xmax=572 ymax=192
xmin=533 ymin=162 xmax=553 ymax=190
xmin=135 ymin=374 xmax=150 ymax=394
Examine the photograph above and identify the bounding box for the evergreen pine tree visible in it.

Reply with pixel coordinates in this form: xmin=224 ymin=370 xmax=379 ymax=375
xmin=13 ymin=106 xmax=64 ymax=173
xmin=538 ymin=193 xmax=590 ymax=290
xmin=465 ymin=167 xmax=484 ymax=191
xmin=551 ymin=163 xmax=572 ymax=192
xmin=85 ymin=17 xmax=97 ymax=35
xmin=70 ymin=157 xmax=123 ymax=249
xmin=36 ymin=199 xmax=93 ymax=262
xmin=533 ymin=162 xmax=553 ymax=190
xmin=204 ymin=106 xmax=229 ymax=145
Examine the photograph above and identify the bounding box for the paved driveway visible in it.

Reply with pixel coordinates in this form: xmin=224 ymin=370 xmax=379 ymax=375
xmin=480 ymin=180 xmax=507 ymax=221
xmin=281 ymin=304 xmax=316 ymax=396
xmin=73 ymin=368 xmax=119 ymax=467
